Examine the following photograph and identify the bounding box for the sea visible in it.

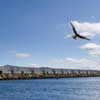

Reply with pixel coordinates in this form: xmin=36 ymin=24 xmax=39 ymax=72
xmin=0 ymin=77 xmax=100 ymax=100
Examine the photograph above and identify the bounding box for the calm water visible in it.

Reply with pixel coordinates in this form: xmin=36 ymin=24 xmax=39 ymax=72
xmin=0 ymin=77 xmax=100 ymax=100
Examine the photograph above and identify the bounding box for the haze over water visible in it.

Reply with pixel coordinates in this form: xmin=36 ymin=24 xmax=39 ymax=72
xmin=0 ymin=77 xmax=100 ymax=100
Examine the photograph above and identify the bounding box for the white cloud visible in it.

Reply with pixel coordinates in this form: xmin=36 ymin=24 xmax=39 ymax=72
xmin=16 ymin=53 xmax=31 ymax=59
xmin=9 ymin=50 xmax=32 ymax=59
xmin=80 ymin=43 xmax=100 ymax=50
xmin=49 ymin=57 xmax=100 ymax=70
xmin=80 ymin=43 xmax=100 ymax=56
xmin=67 ymin=21 xmax=100 ymax=38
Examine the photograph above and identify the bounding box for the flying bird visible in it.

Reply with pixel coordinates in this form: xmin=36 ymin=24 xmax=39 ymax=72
xmin=70 ymin=21 xmax=90 ymax=40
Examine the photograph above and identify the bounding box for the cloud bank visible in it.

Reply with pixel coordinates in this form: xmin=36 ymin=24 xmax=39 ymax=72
xmin=65 ymin=21 xmax=100 ymax=69
xmin=49 ymin=57 xmax=100 ymax=70
xmin=80 ymin=43 xmax=100 ymax=56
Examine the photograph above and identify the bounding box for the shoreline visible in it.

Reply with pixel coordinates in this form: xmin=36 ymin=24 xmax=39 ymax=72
xmin=0 ymin=65 xmax=100 ymax=80
xmin=0 ymin=73 xmax=100 ymax=80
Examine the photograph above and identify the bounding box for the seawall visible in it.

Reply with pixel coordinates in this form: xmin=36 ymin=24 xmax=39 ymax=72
xmin=0 ymin=65 xmax=100 ymax=80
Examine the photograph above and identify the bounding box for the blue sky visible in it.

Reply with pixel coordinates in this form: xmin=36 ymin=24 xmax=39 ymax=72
xmin=0 ymin=0 xmax=100 ymax=69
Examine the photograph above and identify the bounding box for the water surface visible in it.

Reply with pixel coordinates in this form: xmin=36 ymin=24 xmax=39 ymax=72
xmin=0 ymin=77 xmax=100 ymax=100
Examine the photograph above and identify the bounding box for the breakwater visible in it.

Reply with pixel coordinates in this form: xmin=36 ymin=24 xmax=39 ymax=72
xmin=0 ymin=65 xmax=100 ymax=80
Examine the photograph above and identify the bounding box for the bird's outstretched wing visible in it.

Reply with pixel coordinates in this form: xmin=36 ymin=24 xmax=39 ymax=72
xmin=77 ymin=35 xmax=90 ymax=40
xmin=70 ymin=22 xmax=78 ymax=35
xmin=70 ymin=22 xmax=90 ymax=41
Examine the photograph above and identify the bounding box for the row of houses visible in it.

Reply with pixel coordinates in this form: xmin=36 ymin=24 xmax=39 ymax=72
xmin=0 ymin=65 xmax=100 ymax=75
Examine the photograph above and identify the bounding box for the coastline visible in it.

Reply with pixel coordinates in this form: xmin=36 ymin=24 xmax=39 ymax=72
xmin=0 ymin=72 xmax=100 ymax=80
xmin=0 ymin=65 xmax=100 ymax=80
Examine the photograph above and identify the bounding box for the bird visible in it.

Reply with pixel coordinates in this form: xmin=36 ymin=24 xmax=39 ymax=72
xmin=70 ymin=21 xmax=90 ymax=40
